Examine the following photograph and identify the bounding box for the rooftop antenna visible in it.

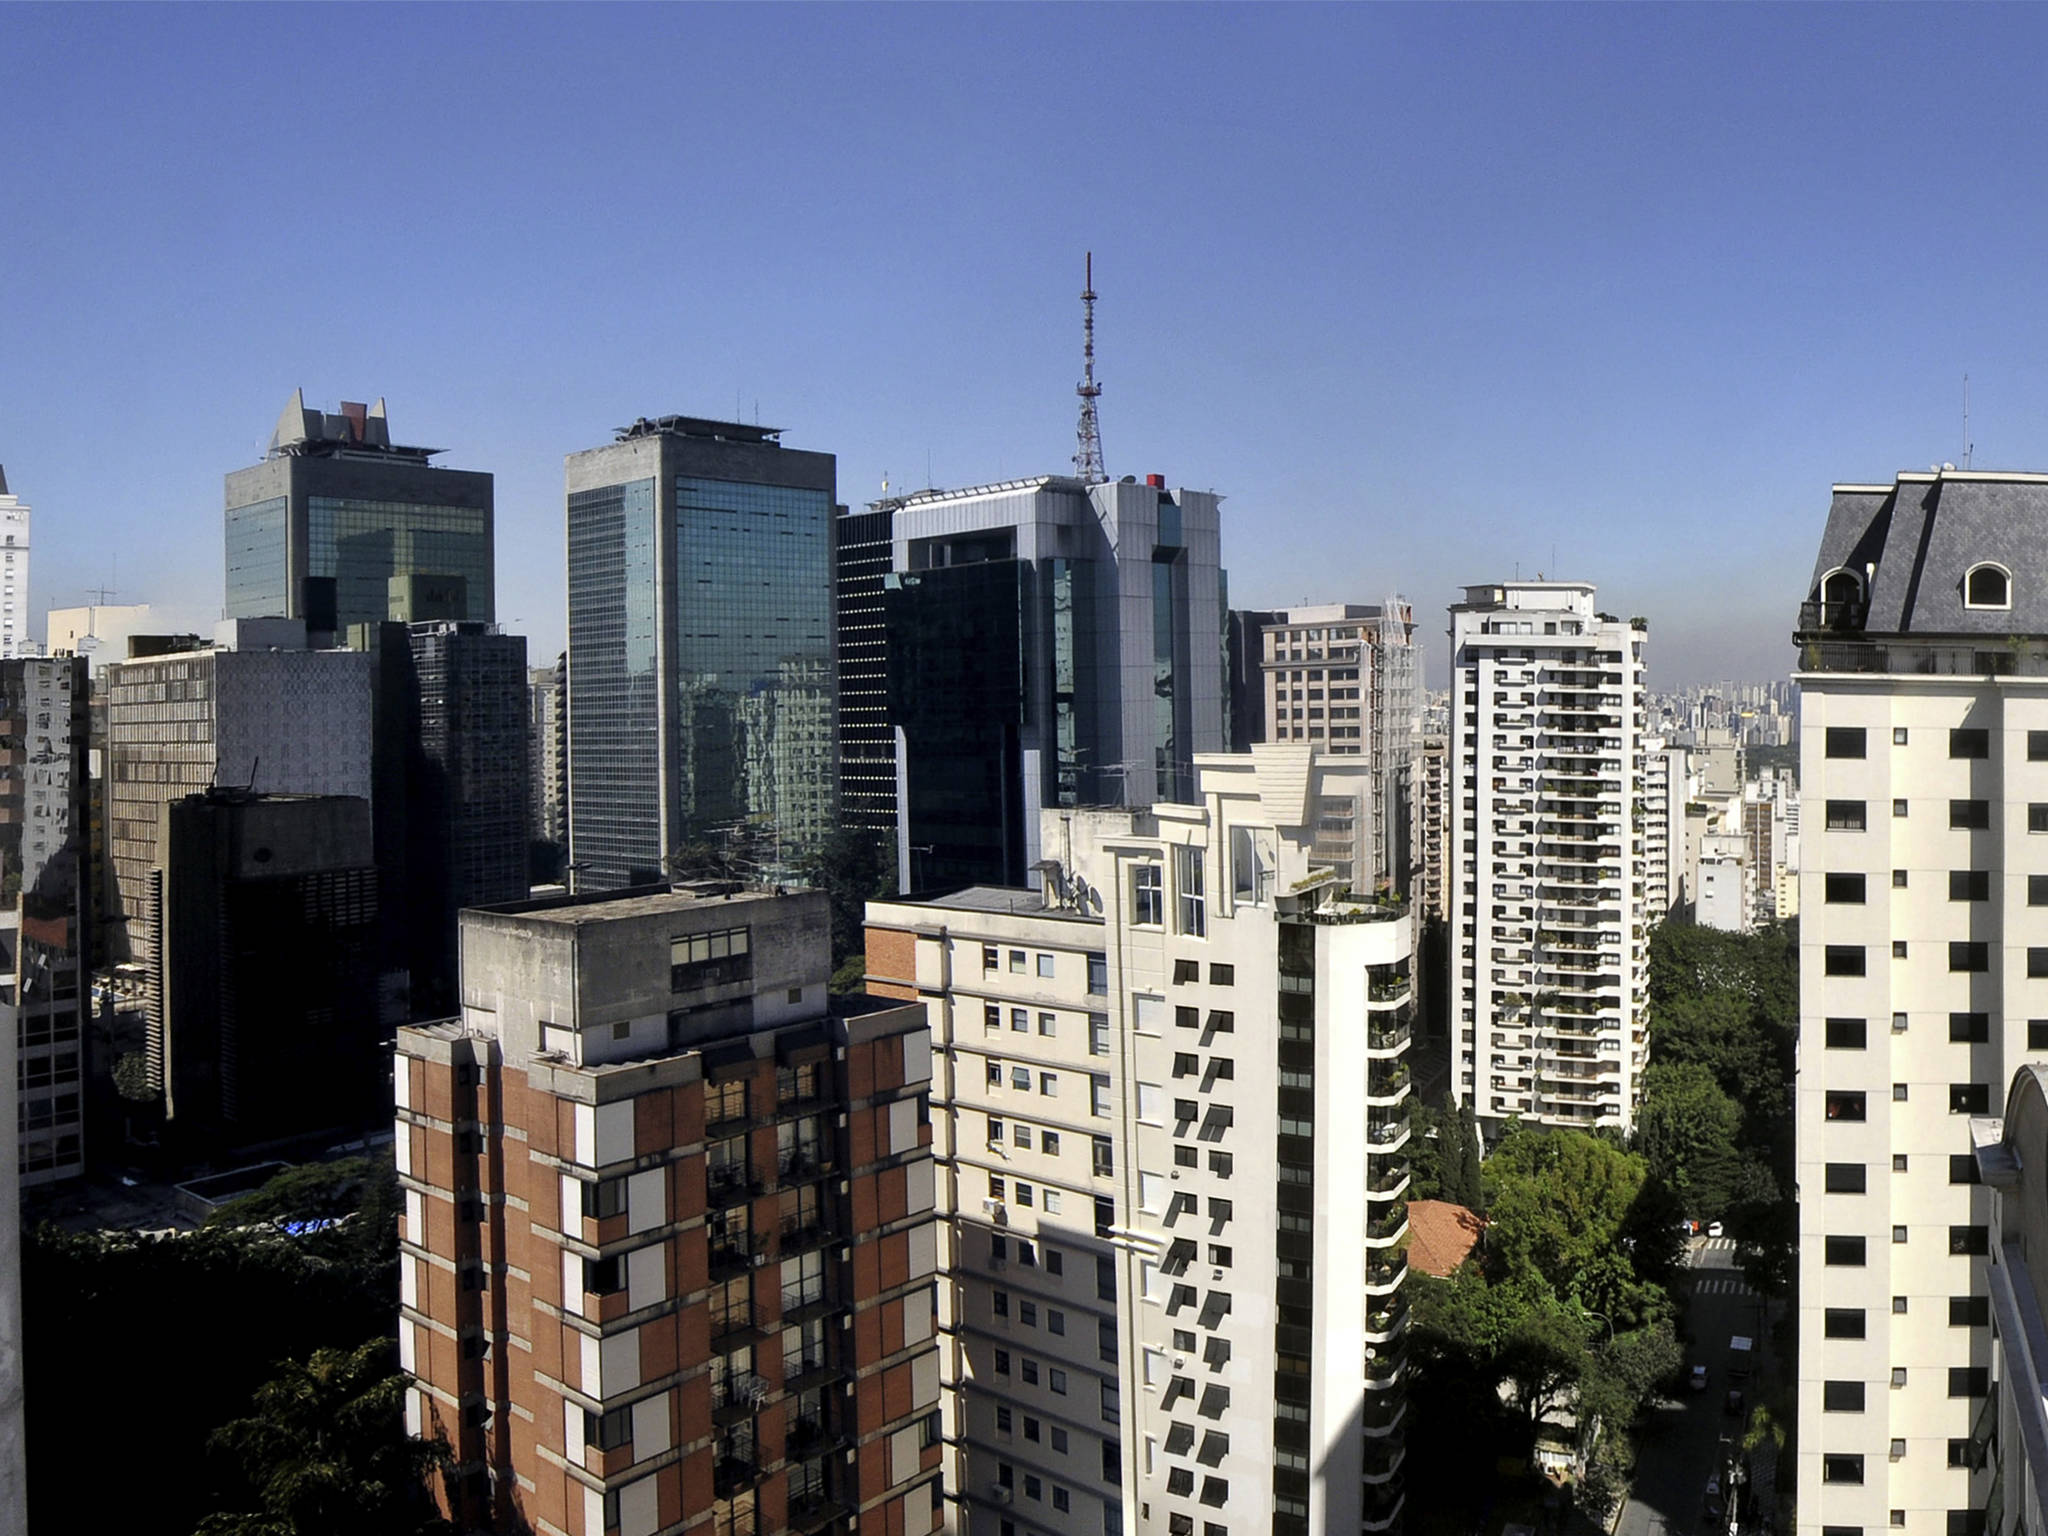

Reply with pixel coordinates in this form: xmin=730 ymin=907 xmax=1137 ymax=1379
xmin=1073 ymin=252 xmax=1107 ymax=484
xmin=1963 ymin=373 xmax=1974 ymax=469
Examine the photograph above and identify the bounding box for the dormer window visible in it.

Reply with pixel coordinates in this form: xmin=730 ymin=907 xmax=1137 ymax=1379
xmin=1965 ymin=562 xmax=2012 ymax=610
xmin=1822 ymin=569 xmax=1862 ymax=606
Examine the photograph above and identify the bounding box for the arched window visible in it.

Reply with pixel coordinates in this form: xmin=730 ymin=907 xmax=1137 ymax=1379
xmin=1965 ymin=562 xmax=2012 ymax=610
xmin=1818 ymin=569 xmax=1864 ymax=628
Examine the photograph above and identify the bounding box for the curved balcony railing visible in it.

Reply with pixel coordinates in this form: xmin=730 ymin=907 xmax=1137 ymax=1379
xmin=1364 ymin=1295 xmax=1410 ymax=1345
xmin=1361 ymin=1479 xmax=1407 ymax=1531
xmin=1366 ymin=1062 xmax=1410 ymax=1107
xmin=1361 ymin=1433 xmax=1407 ymax=1483
xmin=1365 ymin=1157 xmax=1410 ymax=1199
xmin=1364 ymin=1204 xmax=1410 ymax=1249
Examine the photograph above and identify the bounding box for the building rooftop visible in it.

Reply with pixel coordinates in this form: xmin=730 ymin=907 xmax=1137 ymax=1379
xmin=478 ymin=881 xmax=803 ymax=926
xmin=266 ymin=389 xmax=438 ymax=463
xmin=1405 ymin=1199 xmax=1485 ymax=1277
xmin=613 ymin=415 xmax=784 ymax=446
xmin=896 ymin=884 xmax=1104 ymax=925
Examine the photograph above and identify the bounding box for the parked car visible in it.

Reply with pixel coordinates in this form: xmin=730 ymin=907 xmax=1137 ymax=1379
xmin=1725 ymin=1387 xmax=1746 ymax=1416
xmin=1690 ymin=1364 xmax=1709 ymax=1392
xmin=1708 ymin=1220 xmax=1725 ymax=1237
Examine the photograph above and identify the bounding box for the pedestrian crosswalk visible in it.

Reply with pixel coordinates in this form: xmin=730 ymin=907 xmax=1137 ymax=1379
xmin=1692 ymin=1274 xmax=1753 ymax=1296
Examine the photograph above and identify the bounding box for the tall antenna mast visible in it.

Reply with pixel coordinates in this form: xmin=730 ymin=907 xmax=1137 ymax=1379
xmin=1073 ymin=252 xmax=1107 ymax=484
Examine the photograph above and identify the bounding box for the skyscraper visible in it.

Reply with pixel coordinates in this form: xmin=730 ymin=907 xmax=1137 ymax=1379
xmin=394 ymin=620 xmax=530 ymax=1018
xmin=834 ymin=505 xmax=896 ymax=843
xmin=3 ymin=657 xmax=89 ymax=1186
xmin=884 ymin=474 xmax=1225 ymax=891
xmin=866 ymin=747 xmax=1414 ymax=1536
xmin=150 ymin=790 xmax=382 ymax=1151
xmin=1447 ymin=581 xmax=1650 ymax=1134
xmin=224 ymin=391 xmax=494 ymax=633
xmin=0 ymin=469 xmax=30 ymax=660
xmin=102 ymin=619 xmax=375 ymax=962
xmin=566 ymin=417 xmax=837 ymax=891
xmin=396 ymin=885 xmax=943 ymax=1536
xmin=1791 ymin=468 xmax=2043 ymax=1535
xmin=1229 ymin=601 xmax=1419 ymax=891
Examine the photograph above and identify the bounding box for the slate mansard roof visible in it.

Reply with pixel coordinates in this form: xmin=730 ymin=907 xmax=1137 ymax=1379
xmin=1804 ymin=471 xmax=2048 ymax=636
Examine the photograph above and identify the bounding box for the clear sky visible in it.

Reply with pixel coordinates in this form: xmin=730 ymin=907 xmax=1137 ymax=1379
xmin=9 ymin=3 xmax=2048 ymax=688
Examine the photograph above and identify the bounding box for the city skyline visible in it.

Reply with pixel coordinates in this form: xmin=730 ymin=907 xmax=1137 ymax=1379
xmin=14 ymin=7 xmax=2048 ymax=687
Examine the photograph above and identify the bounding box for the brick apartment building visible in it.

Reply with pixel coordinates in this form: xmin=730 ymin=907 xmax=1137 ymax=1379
xmin=395 ymin=884 xmax=944 ymax=1536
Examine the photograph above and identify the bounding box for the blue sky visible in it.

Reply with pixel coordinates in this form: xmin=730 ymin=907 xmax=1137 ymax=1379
xmin=7 ymin=3 xmax=2048 ymax=687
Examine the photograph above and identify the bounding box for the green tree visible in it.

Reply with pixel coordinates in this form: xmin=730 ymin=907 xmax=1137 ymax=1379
xmin=802 ymin=826 xmax=897 ymax=973
xmin=1635 ymin=1060 xmax=1743 ymax=1217
xmin=1483 ymin=1125 xmax=1657 ymax=1322
xmin=195 ymin=1338 xmax=448 ymax=1536
xmin=1408 ymin=1102 xmax=1447 ymax=1202
xmin=1454 ymin=1100 xmax=1487 ymax=1210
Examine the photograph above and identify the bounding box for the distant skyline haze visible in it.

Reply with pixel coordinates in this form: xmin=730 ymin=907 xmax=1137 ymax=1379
xmin=7 ymin=4 xmax=2048 ymax=688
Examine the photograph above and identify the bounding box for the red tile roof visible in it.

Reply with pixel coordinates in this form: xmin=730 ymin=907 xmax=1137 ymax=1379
xmin=1405 ymin=1199 xmax=1485 ymax=1278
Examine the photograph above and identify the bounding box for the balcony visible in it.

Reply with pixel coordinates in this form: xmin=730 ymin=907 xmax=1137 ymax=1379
xmin=776 ymin=1144 xmax=833 ymax=1182
xmin=1362 ymin=1338 xmax=1407 ymax=1385
xmin=785 ymin=1405 xmax=851 ymax=1455
xmin=779 ymin=1211 xmax=838 ymax=1256
xmin=787 ymin=1492 xmax=851 ymax=1536
xmin=708 ymin=1231 xmax=767 ymax=1279
xmin=1365 ymin=1152 xmax=1410 ymax=1196
xmin=711 ymin=1371 xmax=771 ymax=1425
xmin=1361 ymin=1431 xmax=1407 ymax=1482
xmin=1366 ymin=1062 xmax=1410 ymax=1107
xmin=1365 ymin=1204 xmax=1410 ymax=1248
xmin=1798 ymin=597 xmax=1868 ymax=633
xmin=1365 ymin=1019 xmax=1411 ymax=1057
xmin=706 ymin=1161 xmax=761 ymax=1208
xmin=1364 ymin=1295 xmax=1410 ymax=1345
xmin=1361 ymin=1479 xmax=1407 ymax=1532
xmin=781 ymin=1280 xmax=840 ymax=1324
xmin=784 ymin=1347 xmax=845 ymax=1392
xmin=709 ymin=1301 xmax=759 ymax=1345
xmin=1367 ymin=1113 xmax=1410 ymax=1152
xmin=713 ymin=1436 xmax=762 ymax=1497
xmin=1367 ymin=970 xmax=1412 ymax=1008
xmin=1361 ymin=1393 xmax=1408 ymax=1436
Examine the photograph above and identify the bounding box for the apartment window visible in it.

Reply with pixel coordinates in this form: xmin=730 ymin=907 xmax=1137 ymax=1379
xmin=984 ymin=1004 xmax=1001 ymax=1033
xmin=1894 ymin=869 xmax=1909 ymax=888
xmin=1825 ymin=1091 xmax=1866 ymax=1121
xmin=1894 ymin=1154 xmax=1910 ymax=1172
xmin=994 ymin=1349 xmax=1010 ymax=1376
xmin=1824 ymin=1235 xmax=1867 ymax=1266
xmin=581 ymin=1177 xmax=628 ymax=1220
xmin=1950 ymin=942 xmax=1989 ymax=973
xmin=1950 ymin=1155 xmax=1981 ymax=1185
xmin=1894 ymin=1083 xmax=1909 ymax=1102
xmin=1949 ymin=1225 xmax=1990 ymax=1256
xmin=1175 ymin=845 xmax=1206 ymax=937
xmin=1824 ymin=1308 xmax=1867 ymax=1338
xmin=1949 ymin=1084 xmax=1990 ymax=1114
xmin=1049 ymin=1367 xmax=1068 ymax=1395
xmin=1823 ymin=1380 xmax=1867 ymax=1412
xmin=2032 ymin=805 xmax=2048 ymax=834
xmin=987 ymin=1061 xmax=1004 ymax=1088
xmin=1010 ymin=951 xmax=1026 ymax=973
xmin=995 ymin=1405 xmax=1013 ymax=1435
xmin=1094 ymin=1196 xmax=1115 ymax=1238
xmin=1090 ymin=1076 xmax=1112 ymax=1118
xmin=1895 ymin=798 xmax=1910 ymax=818
xmin=1087 ymin=953 xmax=1107 ymax=995
xmin=1951 ymin=727 xmax=1991 ymax=759
xmin=1950 ymin=1012 xmax=1990 ymax=1042
xmin=1948 ymin=1441 xmax=1973 ymax=1469
xmin=1826 ymin=800 xmax=1868 ymax=831
xmin=1827 ymin=873 xmax=1867 ymax=904
xmin=1950 ymin=870 xmax=1990 ymax=901
xmin=1011 ymin=1008 xmax=1029 ymax=1033
xmin=1089 ymin=1013 xmax=1110 ymax=1056
xmin=1132 ymin=865 xmax=1165 ymax=926
xmin=1209 ymin=1150 xmax=1233 ymax=1178
xmin=983 ymin=946 xmax=1000 ymax=971
xmin=1952 ymin=799 xmax=1991 ymax=829
xmin=1041 ymin=1131 xmax=1059 ymax=1156
xmin=1894 ymin=1226 xmax=1909 ymax=1244
xmin=1039 ymin=1013 xmax=1057 ymax=1037
xmin=1894 ymin=1012 xmax=1910 ymax=1033
xmin=1825 ymin=1163 xmax=1868 ymax=1194
xmin=1951 ymin=1295 xmax=1990 ymax=1326
xmin=2032 ymin=947 xmax=2048 ymax=978
xmin=2033 ymin=1020 xmax=2048 ymax=1051
xmin=1894 ymin=1294 xmax=1909 ymax=1312
xmin=1209 ymin=964 xmax=1234 ymax=986
xmin=2032 ymin=730 xmax=2048 ymax=761
xmin=1092 ymin=1136 xmax=1114 ymax=1177
xmin=1040 ymin=1073 xmax=1058 ymax=1097
xmin=1822 ymin=1455 xmax=1865 ymax=1485
xmin=671 ymin=926 xmax=752 ymax=991
xmin=2031 ymin=876 xmax=2048 ymax=906
xmin=585 ymin=1404 xmax=632 ymax=1450
xmin=1011 ymin=1067 xmax=1030 ymax=1090
xmin=1894 ymin=941 xmax=1909 ymax=959
xmin=1827 ymin=727 xmax=1868 ymax=758
xmin=1825 ymin=947 xmax=1867 ymax=977
xmin=1038 ymin=954 xmax=1056 ymax=979
xmin=1176 ymin=1005 xmax=1200 ymax=1030
xmin=1949 ymin=1367 xmax=1990 ymax=1397
xmin=1826 ymin=1017 xmax=1867 ymax=1049
xmin=1097 ymin=1253 xmax=1116 ymax=1301
xmin=1896 ymin=727 xmax=1911 ymax=745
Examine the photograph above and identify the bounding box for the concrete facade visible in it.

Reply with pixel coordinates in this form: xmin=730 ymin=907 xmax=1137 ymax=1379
xmin=1447 ymin=581 xmax=1651 ymax=1133
xmin=397 ymin=886 xmax=943 ymax=1536
xmin=0 ymin=470 xmax=29 ymax=660
xmin=867 ymin=748 xmax=1412 ymax=1536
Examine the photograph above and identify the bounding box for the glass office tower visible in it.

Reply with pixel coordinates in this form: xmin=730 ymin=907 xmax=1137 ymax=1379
xmin=565 ymin=417 xmax=837 ymax=890
xmin=224 ymin=391 xmax=494 ymax=632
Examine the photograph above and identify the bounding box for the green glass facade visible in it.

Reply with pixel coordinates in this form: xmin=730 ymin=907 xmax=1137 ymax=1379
xmin=306 ymin=495 xmax=493 ymax=632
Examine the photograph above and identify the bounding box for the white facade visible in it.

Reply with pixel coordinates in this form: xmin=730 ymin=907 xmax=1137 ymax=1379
xmin=0 ymin=477 xmax=28 ymax=661
xmin=871 ymin=747 xmax=1413 ymax=1536
xmin=1642 ymin=739 xmax=1686 ymax=921
xmin=1448 ymin=581 xmax=1650 ymax=1132
xmin=47 ymin=603 xmax=155 ymax=674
